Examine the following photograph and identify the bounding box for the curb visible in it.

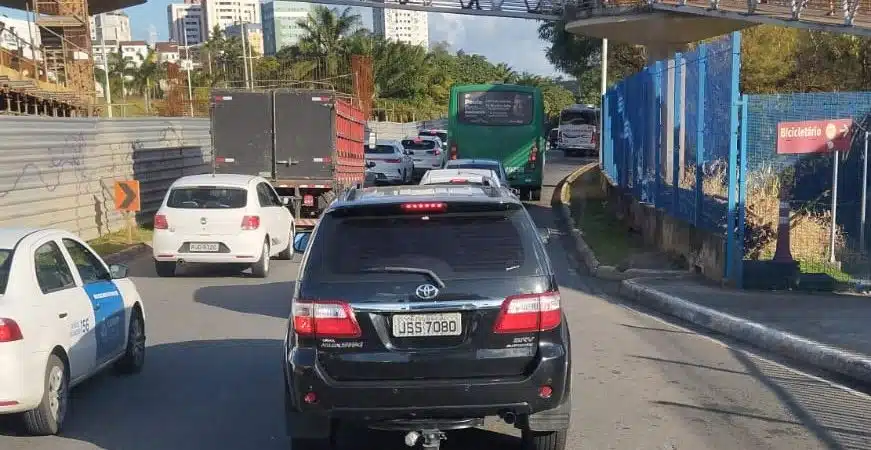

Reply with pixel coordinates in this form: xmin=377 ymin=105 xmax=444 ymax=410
xmin=620 ymin=278 xmax=871 ymax=385
xmin=102 ymin=243 xmax=150 ymax=265
xmin=557 ymin=164 xmax=686 ymax=281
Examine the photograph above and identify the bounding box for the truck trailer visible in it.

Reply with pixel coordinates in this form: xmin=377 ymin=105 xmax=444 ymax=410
xmin=209 ymin=89 xmax=366 ymax=231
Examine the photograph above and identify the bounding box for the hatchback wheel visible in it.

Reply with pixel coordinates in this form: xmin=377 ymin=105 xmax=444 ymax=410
xmin=251 ymin=241 xmax=270 ymax=278
xmin=155 ymin=261 xmax=176 ymax=277
xmin=23 ymin=355 xmax=68 ymax=436
xmin=277 ymin=227 xmax=295 ymax=260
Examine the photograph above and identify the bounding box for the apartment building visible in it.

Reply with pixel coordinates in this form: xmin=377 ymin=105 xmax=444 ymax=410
xmin=262 ymin=1 xmax=311 ymax=56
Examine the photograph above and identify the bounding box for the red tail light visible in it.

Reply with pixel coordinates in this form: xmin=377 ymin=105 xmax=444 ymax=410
xmin=384 ymin=158 xmax=402 ymax=163
xmin=591 ymin=131 xmax=599 ymax=145
xmin=529 ymin=146 xmax=539 ymax=163
xmin=154 ymin=214 xmax=168 ymax=230
xmin=493 ymin=291 xmax=561 ymax=334
xmin=433 ymin=149 xmax=442 ymax=156
xmin=450 ymin=178 xmax=469 ymax=184
xmin=293 ymin=300 xmax=361 ymax=338
xmin=241 ymin=215 xmax=260 ymax=230
xmin=401 ymin=202 xmax=447 ymax=213
xmin=0 ymin=318 xmax=23 ymax=342
xmin=450 ymin=144 xmax=458 ymax=160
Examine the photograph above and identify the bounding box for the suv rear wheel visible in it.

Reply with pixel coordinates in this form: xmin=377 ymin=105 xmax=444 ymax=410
xmin=522 ymin=429 xmax=568 ymax=450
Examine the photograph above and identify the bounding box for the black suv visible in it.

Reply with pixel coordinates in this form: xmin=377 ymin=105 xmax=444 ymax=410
xmin=284 ymin=185 xmax=572 ymax=450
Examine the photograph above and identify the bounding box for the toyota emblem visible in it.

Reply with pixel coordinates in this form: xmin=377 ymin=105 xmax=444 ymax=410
xmin=200 ymin=217 xmax=207 ymax=225
xmin=415 ymin=284 xmax=439 ymax=300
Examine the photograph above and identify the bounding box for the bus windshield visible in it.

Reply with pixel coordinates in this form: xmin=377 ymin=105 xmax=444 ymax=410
xmin=459 ymin=91 xmax=533 ymax=126
xmin=560 ymin=110 xmax=598 ymax=126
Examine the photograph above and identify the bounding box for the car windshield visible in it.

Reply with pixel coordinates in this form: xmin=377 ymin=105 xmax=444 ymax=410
xmin=401 ymin=140 xmax=437 ymax=150
xmin=304 ymin=209 xmax=543 ymax=286
xmin=0 ymin=249 xmax=11 ymax=295
xmin=365 ymin=145 xmax=396 ymax=154
xmin=167 ymin=187 xmax=248 ymax=209
xmin=420 ymin=131 xmax=447 ymax=142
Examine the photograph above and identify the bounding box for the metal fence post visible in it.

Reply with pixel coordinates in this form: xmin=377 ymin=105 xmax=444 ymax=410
xmin=694 ymin=44 xmax=707 ymax=227
xmin=725 ymin=31 xmax=743 ymax=282
xmin=653 ymin=61 xmax=663 ymax=208
xmin=737 ymin=94 xmax=749 ymax=288
xmin=672 ymin=53 xmax=682 ymax=214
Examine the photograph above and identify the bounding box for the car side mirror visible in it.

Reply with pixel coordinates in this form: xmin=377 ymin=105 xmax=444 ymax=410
xmin=365 ymin=161 xmax=376 ymax=169
xmin=109 ymin=263 xmax=129 ymax=279
xmin=537 ymin=228 xmax=551 ymax=245
xmin=293 ymin=232 xmax=312 ymax=253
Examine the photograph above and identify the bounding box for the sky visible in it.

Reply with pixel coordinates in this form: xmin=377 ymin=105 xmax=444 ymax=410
xmin=0 ymin=1 xmax=560 ymax=77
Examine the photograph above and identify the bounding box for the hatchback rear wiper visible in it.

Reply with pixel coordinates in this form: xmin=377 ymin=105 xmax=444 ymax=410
xmin=360 ymin=267 xmax=446 ymax=289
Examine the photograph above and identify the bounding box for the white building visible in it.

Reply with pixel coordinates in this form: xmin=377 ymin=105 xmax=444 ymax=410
xmin=373 ymin=9 xmax=428 ymax=49
xmin=154 ymin=41 xmax=180 ymax=63
xmin=202 ymin=0 xmax=260 ymax=39
xmin=119 ymin=40 xmax=149 ymax=68
xmin=90 ymin=10 xmax=132 ymax=43
xmin=0 ymin=16 xmax=40 ymax=61
xmin=167 ymin=0 xmax=205 ymax=46
xmin=92 ymin=40 xmax=119 ymax=68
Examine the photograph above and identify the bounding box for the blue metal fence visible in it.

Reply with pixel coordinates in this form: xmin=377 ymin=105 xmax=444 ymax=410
xmin=602 ymin=32 xmax=743 ymax=280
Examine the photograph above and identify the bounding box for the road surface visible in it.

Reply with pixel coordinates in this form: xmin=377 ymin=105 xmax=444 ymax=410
xmin=2 ymin=151 xmax=870 ymax=449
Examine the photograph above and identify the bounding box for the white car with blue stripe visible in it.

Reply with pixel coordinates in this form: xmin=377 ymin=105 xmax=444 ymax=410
xmin=0 ymin=228 xmax=146 ymax=435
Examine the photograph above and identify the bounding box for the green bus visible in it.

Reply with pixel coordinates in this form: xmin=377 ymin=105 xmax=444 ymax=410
xmin=447 ymin=83 xmax=546 ymax=201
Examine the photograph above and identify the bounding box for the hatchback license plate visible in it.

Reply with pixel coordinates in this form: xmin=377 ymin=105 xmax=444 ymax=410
xmin=189 ymin=243 xmax=220 ymax=252
xmin=392 ymin=313 xmax=461 ymax=337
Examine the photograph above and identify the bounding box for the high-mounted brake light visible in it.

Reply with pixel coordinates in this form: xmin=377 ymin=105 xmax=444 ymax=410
xmin=401 ymin=202 xmax=447 ymax=213
xmin=493 ymin=291 xmax=561 ymax=333
xmin=450 ymin=178 xmax=470 ymax=184
xmin=154 ymin=214 xmax=169 ymax=230
xmin=0 ymin=318 xmax=23 ymax=342
xmin=241 ymin=215 xmax=260 ymax=230
xmin=293 ymin=300 xmax=361 ymax=338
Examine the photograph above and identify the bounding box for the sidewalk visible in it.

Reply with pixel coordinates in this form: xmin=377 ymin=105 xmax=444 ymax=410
xmin=620 ymin=277 xmax=871 ymax=384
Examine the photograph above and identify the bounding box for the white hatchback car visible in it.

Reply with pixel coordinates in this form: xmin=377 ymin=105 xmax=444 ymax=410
xmin=0 ymin=228 xmax=146 ymax=435
xmin=364 ymin=140 xmax=414 ymax=185
xmin=152 ymin=174 xmax=295 ymax=278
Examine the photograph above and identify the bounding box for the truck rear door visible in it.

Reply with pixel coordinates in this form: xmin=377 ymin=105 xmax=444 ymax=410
xmin=273 ymin=91 xmax=335 ymax=182
xmin=210 ymin=90 xmax=274 ymax=178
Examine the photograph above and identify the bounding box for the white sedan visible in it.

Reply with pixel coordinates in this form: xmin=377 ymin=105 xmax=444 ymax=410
xmin=151 ymin=174 xmax=296 ymax=278
xmin=0 ymin=228 xmax=146 ymax=435
xmin=364 ymin=140 xmax=415 ymax=184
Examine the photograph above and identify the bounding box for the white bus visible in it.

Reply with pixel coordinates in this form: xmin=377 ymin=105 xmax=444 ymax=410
xmin=557 ymin=104 xmax=600 ymax=157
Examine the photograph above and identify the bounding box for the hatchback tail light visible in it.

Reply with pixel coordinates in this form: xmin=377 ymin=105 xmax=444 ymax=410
xmin=293 ymin=300 xmax=361 ymax=338
xmin=241 ymin=215 xmax=260 ymax=230
xmin=154 ymin=214 xmax=169 ymax=230
xmin=384 ymin=158 xmax=402 ymax=163
xmin=0 ymin=318 xmax=23 ymax=342
xmin=433 ymin=149 xmax=442 ymax=156
xmin=493 ymin=292 xmax=561 ymax=333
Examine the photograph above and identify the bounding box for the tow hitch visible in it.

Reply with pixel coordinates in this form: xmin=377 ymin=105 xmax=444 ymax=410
xmin=404 ymin=430 xmax=446 ymax=449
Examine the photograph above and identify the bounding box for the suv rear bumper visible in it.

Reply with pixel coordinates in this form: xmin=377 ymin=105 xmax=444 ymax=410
xmin=284 ymin=346 xmax=569 ymax=436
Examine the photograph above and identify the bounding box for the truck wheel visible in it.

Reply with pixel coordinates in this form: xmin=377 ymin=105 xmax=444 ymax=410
xmin=155 ymin=261 xmax=176 ymax=277
xmin=521 ymin=430 xmax=568 ymax=450
xmin=277 ymin=227 xmax=294 ymax=261
xmin=530 ymin=188 xmax=542 ymax=202
xmin=251 ymin=241 xmax=270 ymax=278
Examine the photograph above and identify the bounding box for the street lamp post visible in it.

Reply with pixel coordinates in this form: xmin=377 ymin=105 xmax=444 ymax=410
xmin=98 ymin=24 xmax=113 ymax=117
xmin=239 ymin=22 xmax=250 ymax=90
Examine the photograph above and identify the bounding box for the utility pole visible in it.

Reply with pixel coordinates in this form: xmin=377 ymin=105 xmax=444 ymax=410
xmin=239 ymin=22 xmax=250 ymax=90
xmin=183 ymin=30 xmax=194 ymax=117
xmin=99 ymin=19 xmax=113 ymax=118
xmin=599 ymin=38 xmax=608 ymax=169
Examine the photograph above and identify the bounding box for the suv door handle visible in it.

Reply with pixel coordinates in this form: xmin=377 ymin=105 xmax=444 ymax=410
xmin=58 ymin=312 xmax=68 ymax=318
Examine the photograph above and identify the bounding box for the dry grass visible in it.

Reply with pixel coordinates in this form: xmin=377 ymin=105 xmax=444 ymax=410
xmin=678 ymin=160 xmax=845 ymax=265
xmin=88 ymin=226 xmax=153 ymax=257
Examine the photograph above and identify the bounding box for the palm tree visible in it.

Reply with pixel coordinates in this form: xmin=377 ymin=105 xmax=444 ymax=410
xmin=130 ymin=49 xmax=163 ymax=112
xmin=493 ymin=63 xmax=517 ymax=83
xmin=296 ymin=6 xmax=362 ymax=75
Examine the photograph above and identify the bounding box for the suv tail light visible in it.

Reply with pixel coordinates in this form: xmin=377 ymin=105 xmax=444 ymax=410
xmin=154 ymin=214 xmax=168 ymax=230
xmin=493 ymin=292 xmax=561 ymax=333
xmin=0 ymin=318 xmax=23 ymax=342
xmin=450 ymin=144 xmax=458 ymax=160
xmin=293 ymin=300 xmax=361 ymax=338
xmin=241 ymin=215 xmax=260 ymax=230
xmin=591 ymin=130 xmax=599 ymax=145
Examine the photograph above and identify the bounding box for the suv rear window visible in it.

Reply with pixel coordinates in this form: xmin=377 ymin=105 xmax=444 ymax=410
xmin=401 ymin=139 xmax=437 ymax=150
xmin=166 ymin=187 xmax=248 ymax=209
xmin=365 ymin=145 xmax=395 ymax=154
xmin=419 ymin=131 xmax=447 ymax=142
xmin=560 ymin=110 xmax=598 ymax=126
xmin=304 ymin=209 xmax=544 ymax=283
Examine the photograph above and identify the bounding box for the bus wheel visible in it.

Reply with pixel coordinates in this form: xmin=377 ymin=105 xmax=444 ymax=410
xmin=530 ymin=189 xmax=542 ymax=202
